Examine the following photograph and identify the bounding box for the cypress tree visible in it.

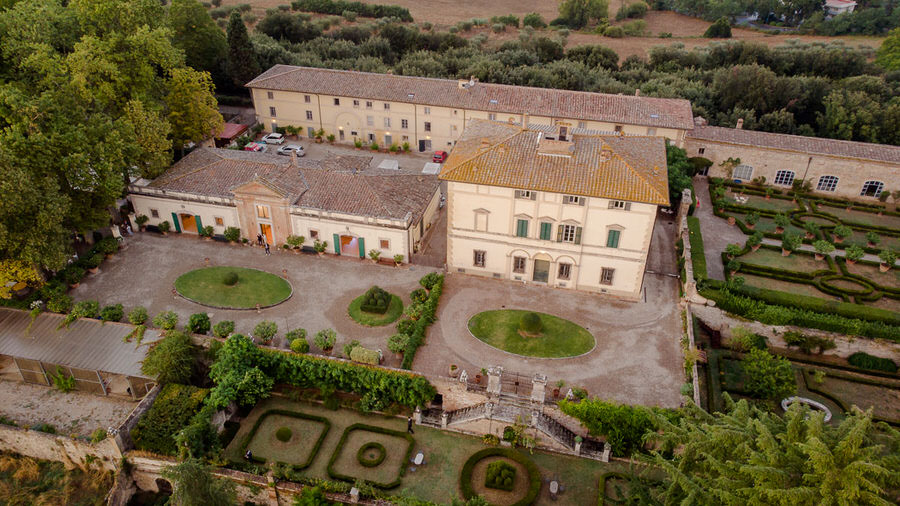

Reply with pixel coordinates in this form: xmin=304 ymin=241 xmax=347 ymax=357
xmin=225 ymin=10 xmax=260 ymax=88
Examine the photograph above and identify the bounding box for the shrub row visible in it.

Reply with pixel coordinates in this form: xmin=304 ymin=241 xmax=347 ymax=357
xmin=291 ymin=0 xmax=412 ymax=21
xmin=686 ymin=216 xmax=707 ymax=280
xmin=848 ymin=352 xmax=898 ymax=373
xmin=459 ymin=448 xmax=541 ymax=506
xmin=131 ymin=384 xmax=209 ymax=455
xmin=400 ymin=273 xmax=444 ymax=369
xmin=238 ymin=409 xmax=331 ymax=469
xmin=326 ymin=423 xmax=414 ymax=488
xmin=356 ymin=441 xmax=387 ymax=467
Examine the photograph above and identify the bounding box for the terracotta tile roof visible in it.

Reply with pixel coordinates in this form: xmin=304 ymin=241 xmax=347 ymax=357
xmin=688 ymin=126 xmax=900 ymax=164
xmin=439 ymin=120 xmax=670 ymax=206
xmin=246 ymin=65 xmax=695 ymax=130
xmin=147 ymin=148 xmax=439 ymax=222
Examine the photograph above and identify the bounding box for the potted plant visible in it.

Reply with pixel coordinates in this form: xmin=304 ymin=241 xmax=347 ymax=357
xmin=393 ymin=254 xmax=404 ymax=266
xmin=314 ymin=328 xmax=337 ymax=354
xmin=727 ymin=214 xmax=736 ymax=226
xmin=726 ymin=259 xmax=741 ymax=276
xmin=158 ymin=220 xmax=171 ymax=236
xmin=84 ymin=253 xmax=103 ymax=274
xmin=866 ymin=231 xmax=880 ymax=248
xmin=553 ymin=380 xmax=565 ymax=398
xmin=314 ymin=239 xmax=328 ymax=256
xmin=387 ymin=333 xmax=408 ymax=360
xmin=449 ymin=364 xmax=459 ymax=378
xmin=286 ymin=234 xmax=305 ymax=252
xmin=725 ymin=243 xmax=742 ymax=260
xmin=201 ymin=225 xmax=214 ymax=241
xmin=402 ymin=141 xmax=410 ymax=152
xmin=845 ymin=244 xmax=865 ymax=265
xmin=832 ymin=225 xmax=852 ymax=244
xmin=241 ymin=237 xmax=249 ymax=246
xmin=878 ymin=190 xmax=890 ymax=214
xmin=764 ymin=188 xmax=773 ymax=200
xmin=135 ymin=214 xmax=149 ymax=231
xmin=314 ymin=128 xmax=325 ymax=143
xmin=812 ymin=240 xmax=834 ymax=261
xmin=746 ymin=231 xmax=763 ymax=252
xmin=781 ymin=233 xmax=801 ymax=256
xmin=354 ymin=139 xmax=363 ymax=149
xmin=878 ymin=249 xmax=896 ymax=272
xmin=368 ymin=249 xmax=381 ymax=264
xmin=253 ymin=320 xmax=278 ymax=344
xmin=370 ymin=141 xmax=379 ymax=151
xmin=64 ymin=266 xmax=85 ymax=289
xmin=803 ymin=221 xmax=820 ymax=240
xmin=326 ymin=133 xmax=335 ymax=143
xmin=773 ymin=213 xmax=789 ymax=234
xmin=714 ymin=198 xmax=727 ymax=213
xmin=745 ymin=212 xmax=759 ymax=230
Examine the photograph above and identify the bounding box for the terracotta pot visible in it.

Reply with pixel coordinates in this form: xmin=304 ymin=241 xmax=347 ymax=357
xmin=475 ymin=374 xmax=482 ymax=384
xmin=88 ymin=267 xmax=99 ymax=274
xmin=323 ymin=348 xmax=333 ymax=355
xmin=765 ymin=195 xmax=771 ymax=200
xmin=69 ymin=282 xmax=80 ymax=289
xmin=727 ymin=216 xmax=736 ymax=225
xmin=317 ymin=251 xmax=325 ymax=256
xmin=751 ymin=244 xmax=761 ymax=252
xmin=880 ymin=263 xmax=891 ymax=272
xmin=846 ymin=259 xmax=857 ymax=265
xmin=747 ymin=223 xmax=755 ymax=230
xmin=782 ymin=249 xmax=791 ymax=256
xmin=815 ymin=253 xmax=824 ymax=261
xmin=834 ymin=236 xmax=843 ymax=244
xmin=868 ymin=242 xmax=876 ymax=248
xmin=161 ymin=231 xmax=168 ymax=236
xmin=552 ymin=388 xmax=560 ymax=397
xmin=449 ymin=365 xmax=459 ymax=378
xmin=775 ymin=226 xmax=784 ymax=234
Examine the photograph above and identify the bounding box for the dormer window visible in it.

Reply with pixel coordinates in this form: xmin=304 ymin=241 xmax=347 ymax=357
xmin=515 ymin=190 xmax=536 ymax=200
xmin=609 ymin=200 xmax=631 ymax=210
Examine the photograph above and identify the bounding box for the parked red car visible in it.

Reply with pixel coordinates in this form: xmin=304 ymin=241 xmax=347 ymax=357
xmin=433 ymin=150 xmax=448 ymax=163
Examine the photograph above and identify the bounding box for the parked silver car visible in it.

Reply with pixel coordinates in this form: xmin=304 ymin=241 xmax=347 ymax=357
xmin=277 ymin=144 xmax=305 ymax=157
xmin=261 ymin=132 xmax=285 ymax=144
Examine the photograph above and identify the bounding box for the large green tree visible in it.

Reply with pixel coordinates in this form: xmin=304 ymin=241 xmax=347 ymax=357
xmin=225 ymin=9 xmax=260 ymax=88
xmin=168 ymin=0 xmax=227 ymax=81
xmin=0 ymin=0 xmax=221 ymax=270
xmin=876 ymin=28 xmax=900 ymax=71
xmin=649 ymin=399 xmax=900 ymax=505
xmin=161 ymin=459 xmax=236 ymax=506
xmin=141 ymin=330 xmax=196 ymax=384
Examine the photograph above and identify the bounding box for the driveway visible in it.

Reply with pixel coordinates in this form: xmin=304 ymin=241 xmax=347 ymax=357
xmin=693 ymin=177 xmax=747 ymax=280
xmin=414 ymin=218 xmax=685 ymax=408
xmin=72 ymin=233 xmax=439 ymax=368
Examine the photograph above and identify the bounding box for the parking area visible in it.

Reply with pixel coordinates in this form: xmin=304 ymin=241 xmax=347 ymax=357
xmin=251 ymin=133 xmax=436 ymax=172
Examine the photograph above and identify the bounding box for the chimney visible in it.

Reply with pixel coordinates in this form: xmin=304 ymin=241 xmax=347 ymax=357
xmin=522 ymin=113 xmax=529 ymax=128
xmin=634 ymin=89 xmax=641 ymax=96
xmin=736 ymin=118 xmax=744 ymax=130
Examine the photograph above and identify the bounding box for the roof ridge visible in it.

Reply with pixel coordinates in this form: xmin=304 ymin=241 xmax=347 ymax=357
xmin=246 ymin=65 xmax=305 ymax=86
xmin=439 ymin=127 xmax=523 ymax=180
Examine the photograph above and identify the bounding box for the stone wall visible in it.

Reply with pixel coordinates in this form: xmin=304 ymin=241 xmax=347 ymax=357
xmin=0 ymin=424 xmax=121 ymax=471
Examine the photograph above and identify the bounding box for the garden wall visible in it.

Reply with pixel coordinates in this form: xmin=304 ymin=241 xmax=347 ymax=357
xmin=0 ymin=424 xmax=120 ymax=471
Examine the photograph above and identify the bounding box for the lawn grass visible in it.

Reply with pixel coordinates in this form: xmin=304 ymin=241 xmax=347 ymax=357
xmin=740 ymin=275 xmax=830 ymax=300
xmin=739 ymin=248 xmax=824 ymax=273
xmin=752 ymin=217 xmax=805 ymax=237
xmin=245 ymin=413 xmax=328 ymax=467
xmin=817 ymin=374 xmax=900 ymax=423
xmin=845 ymin=262 xmax=900 ymax=290
xmin=467 ymin=310 xmax=594 ymax=358
xmin=728 ymin=194 xmax=798 ymax=212
xmin=839 ymin=231 xmax=900 ymax=252
xmin=348 ymin=293 xmax=403 ymax=326
xmin=818 ymin=206 xmax=900 ymax=229
xmin=174 ymin=266 xmax=291 ymax=309
xmin=328 ymin=425 xmax=412 ymax=487
xmin=224 ymin=397 xmax=621 ymax=505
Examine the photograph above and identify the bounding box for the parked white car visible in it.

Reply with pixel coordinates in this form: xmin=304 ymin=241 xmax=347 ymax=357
xmin=261 ymin=132 xmax=285 ymax=144
xmin=277 ymin=144 xmax=305 ymax=157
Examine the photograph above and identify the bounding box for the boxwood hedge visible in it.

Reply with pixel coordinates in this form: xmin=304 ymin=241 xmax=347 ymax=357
xmin=686 ymin=216 xmax=706 ymax=280
xmin=327 ymin=423 xmax=414 ymax=488
xmin=847 ymin=352 xmax=898 ymax=373
xmin=459 ymin=448 xmax=541 ymax=506
xmin=238 ymin=409 xmax=331 ymax=469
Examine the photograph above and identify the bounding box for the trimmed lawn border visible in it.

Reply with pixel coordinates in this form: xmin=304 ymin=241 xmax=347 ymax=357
xmin=238 ymin=409 xmax=331 ymax=470
xmin=466 ymin=310 xmax=595 ymax=359
xmin=687 ymin=216 xmax=707 ymax=280
xmin=348 ymin=293 xmax=403 ymax=326
xmin=357 ymin=442 xmax=387 ymax=467
xmin=174 ymin=266 xmax=293 ymax=310
xmin=459 ymin=448 xmax=541 ymax=506
xmin=597 ymin=472 xmax=631 ymax=506
xmin=327 ymin=423 xmax=414 ymax=489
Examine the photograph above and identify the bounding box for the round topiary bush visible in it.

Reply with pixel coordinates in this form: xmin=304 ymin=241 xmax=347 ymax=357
xmin=459 ymin=448 xmax=541 ymax=506
xmin=275 ymin=427 xmax=292 ymax=442
xmin=224 ymin=271 xmax=239 ymax=286
xmin=519 ymin=312 xmax=543 ymax=334
xmin=356 ymin=442 xmax=387 ymax=467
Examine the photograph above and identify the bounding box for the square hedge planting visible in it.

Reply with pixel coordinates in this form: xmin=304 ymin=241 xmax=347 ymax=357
xmin=327 ymin=423 xmax=414 ymax=489
xmin=484 ymin=460 xmax=517 ymax=491
xmin=238 ymin=409 xmax=331 ymax=470
xmin=360 ymin=286 xmax=391 ymax=314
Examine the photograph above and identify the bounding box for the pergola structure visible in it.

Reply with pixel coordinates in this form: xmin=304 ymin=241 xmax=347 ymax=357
xmin=0 ymin=308 xmax=159 ymax=400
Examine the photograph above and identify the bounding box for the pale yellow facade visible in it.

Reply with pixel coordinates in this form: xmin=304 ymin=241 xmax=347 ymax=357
xmin=446 ymin=182 xmax=657 ymax=300
xmin=252 ymin=88 xmax=687 ymax=152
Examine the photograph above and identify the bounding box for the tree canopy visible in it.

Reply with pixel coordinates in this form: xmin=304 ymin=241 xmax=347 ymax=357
xmin=0 ymin=0 xmax=222 ymax=271
xmin=161 ymin=459 xmax=236 ymax=506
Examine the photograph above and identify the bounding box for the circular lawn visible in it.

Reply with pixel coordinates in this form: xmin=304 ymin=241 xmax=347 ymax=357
xmin=175 ymin=266 xmax=292 ymax=309
xmin=347 ymin=293 xmax=403 ymax=326
xmin=467 ymin=310 xmax=595 ymax=358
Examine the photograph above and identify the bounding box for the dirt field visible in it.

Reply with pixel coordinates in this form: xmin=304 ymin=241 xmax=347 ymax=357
xmin=224 ymin=1 xmax=884 ymax=61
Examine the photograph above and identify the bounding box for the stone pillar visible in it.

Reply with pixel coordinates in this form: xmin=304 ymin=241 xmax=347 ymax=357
xmin=485 ymin=402 xmax=494 ymax=420
xmin=266 ymin=472 xmax=278 ymax=502
xmin=349 ymin=487 xmax=360 ymax=503
xmin=459 ymin=369 xmax=468 ymax=385
xmin=413 ymin=407 xmax=421 ymax=424
xmin=574 ymin=438 xmax=582 ymax=455
xmin=531 ymin=374 xmax=547 ymax=405
xmin=487 ymin=366 xmax=503 ymax=396
xmin=441 ymin=412 xmax=449 ymax=429
xmin=530 ymin=411 xmax=540 ymax=427
xmin=676 ymin=187 xmax=692 ymax=229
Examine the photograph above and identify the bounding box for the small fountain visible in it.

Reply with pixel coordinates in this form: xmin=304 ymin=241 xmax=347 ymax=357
xmin=781 ymin=396 xmax=832 ymax=422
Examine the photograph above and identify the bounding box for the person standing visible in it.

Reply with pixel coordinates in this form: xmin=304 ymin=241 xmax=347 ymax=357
xmin=407 ymin=416 xmax=414 ymax=434
xmin=257 ymin=233 xmax=263 ymax=246
xmin=264 ymin=242 xmax=271 ymax=256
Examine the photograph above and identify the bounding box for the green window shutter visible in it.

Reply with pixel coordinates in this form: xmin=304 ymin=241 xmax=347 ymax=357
xmin=575 ymin=227 xmax=582 ymax=245
xmin=516 ymin=219 xmax=528 ymax=237
xmin=540 ymin=222 xmax=551 ymax=240
xmin=358 ymin=237 xmax=365 ymax=258
xmin=607 ymin=230 xmax=620 ymax=248
xmin=556 ymin=224 xmax=563 ymax=242
xmin=195 ymin=215 xmax=203 ymax=233
xmin=171 ymin=213 xmax=181 ymax=233
xmin=333 ymin=233 xmax=341 ymax=254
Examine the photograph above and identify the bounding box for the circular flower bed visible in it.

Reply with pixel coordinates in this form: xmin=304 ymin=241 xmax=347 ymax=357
xmin=467 ymin=310 xmax=594 ymax=358
xmin=275 ymin=427 xmax=293 ymax=442
xmin=356 ymin=442 xmax=387 ymax=467
xmin=174 ymin=266 xmax=292 ymax=309
xmin=459 ymin=448 xmax=541 ymax=506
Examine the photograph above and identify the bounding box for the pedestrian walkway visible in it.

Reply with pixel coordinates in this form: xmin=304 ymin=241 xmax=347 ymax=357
xmin=692 ymin=177 xmax=746 ymax=280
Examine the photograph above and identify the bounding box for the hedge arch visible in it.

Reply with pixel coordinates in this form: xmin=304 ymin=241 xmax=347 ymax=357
xmin=357 ymin=442 xmax=387 ymax=467
xmin=459 ymin=448 xmax=541 ymax=506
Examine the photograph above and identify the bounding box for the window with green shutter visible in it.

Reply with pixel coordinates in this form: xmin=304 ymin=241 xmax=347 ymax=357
xmin=539 ymin=222 xmax=552 ymax=240
xmin=516 ymin=219 xmax=528 ymax=238
xmin=606 ymin=229 xmax=620 ymax=248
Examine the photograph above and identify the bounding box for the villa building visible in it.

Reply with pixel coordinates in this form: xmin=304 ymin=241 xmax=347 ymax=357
xmin=128 ymin=148 xmax=441 ymax=260
xmin=686 ymin=119 xmax=900 ymax=201
xmin=439 ymin=120 xmax=669 ymax=300
xmin=245 ymin=65 xmax=695 ymax=152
